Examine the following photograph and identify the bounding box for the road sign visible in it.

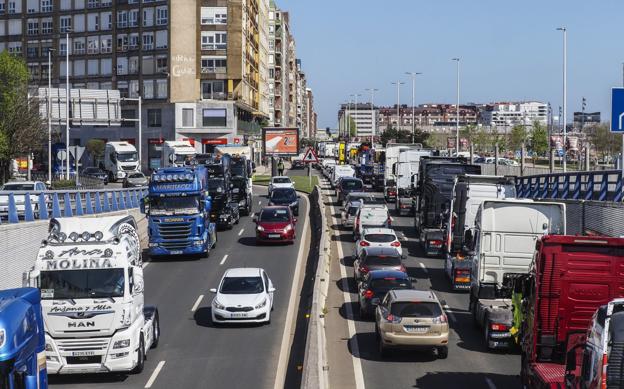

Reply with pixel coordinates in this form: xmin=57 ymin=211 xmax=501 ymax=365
xmin=68 ymin=146 xmax=85 ymax=161
xmin=302 ymin=147 xmax=319 ymax=163
xmin=611 ymin=88 xmax=624 ymax=132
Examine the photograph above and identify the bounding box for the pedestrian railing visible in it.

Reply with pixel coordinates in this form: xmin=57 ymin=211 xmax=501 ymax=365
xmin=0 ymin=187 xmax=148 ymax=224
xmin=516 ymin=170 xmax=623 ymax=202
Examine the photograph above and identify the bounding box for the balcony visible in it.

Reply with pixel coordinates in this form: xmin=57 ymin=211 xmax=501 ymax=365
xmin=201 ymin=66 xmax=226 ymax=74
xmin=202 ymin=43 xmax=227 ymax=51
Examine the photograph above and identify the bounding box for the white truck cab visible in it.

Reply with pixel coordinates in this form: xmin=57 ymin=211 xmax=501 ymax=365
xmin=104 ymin=142 xmax=140 ymax=182
xmin=27 ymin=215 xmax=160 ymax=375
xmin=162 ymin=140 xmax=197 ymax=167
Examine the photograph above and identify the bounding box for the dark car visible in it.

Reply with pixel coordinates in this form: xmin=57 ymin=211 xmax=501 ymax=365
xmin=122 ymin=172 xmax=148 ymax=187
xmin=353 ymin=246 xmax=406 ymax=281
xmin=358 ymin=270 xmax=413 ymax=318
xmin=337 ymin=177 xmax=364 ymax=204
xmin=268 ymin=187 xmax=300 ymax=216
xmin=82 ymin=167 xmax=108 ymax=184
xmin=291 ymin=159 xmax=305 ymax=169
xmin=254 ymin=206 xmax=297 ymax=244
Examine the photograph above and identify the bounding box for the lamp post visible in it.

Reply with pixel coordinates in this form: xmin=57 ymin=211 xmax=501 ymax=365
xmin=452 ymin=58 xmax=460 ymax=154
xmin=65 ymin=29 xmax=71 ymax=179
xmin=350 ymin=93 xmax=362 ymax=142
xmin=365 ymin=88 xmax=379 ymax=140
xmin=405 ymin=72 xmax=422 ymax=144
xmin=47 ymin=48 xmax=55 ymax=184
xmin=556 ymin=27 xmax=567 ymax=172
xmin=391 ymin=81 xmax=405 ymax=133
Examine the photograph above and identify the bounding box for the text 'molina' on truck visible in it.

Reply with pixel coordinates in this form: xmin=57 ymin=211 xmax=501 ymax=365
xmin=0 ymin=287 xmax=47 ymax=389
xmin=25 ymin=215 xmax=160 ymax=375
xmin=143 ymin=166 xmax=217 ymax=258
xmin=103 ymin=142 xmax=139 ymax=182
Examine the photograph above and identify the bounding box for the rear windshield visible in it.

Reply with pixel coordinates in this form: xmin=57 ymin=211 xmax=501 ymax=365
xmin=2 ymin=183 xmax=35 ymax=190
xmin=370 ymin=278 xmax=411 ymax=291
xmin=368 ymin=197 xmax=386 ymax=205
xmin=390 ymin=301 xmax=442 ymax=318
xmin=348 ymin=206 xmax=359 ymax=216
xmin=362 ymin=255 xmax=401 ymax=266
xmin=364 ymin=233 xmax=395 ymax=243
xmin=260 ymin=208 xmax=291 ymax=222
xmin=273 ymin=178 xmax=291 ymax=184
xmin=341 ymin=180 xmax=363 ymax=190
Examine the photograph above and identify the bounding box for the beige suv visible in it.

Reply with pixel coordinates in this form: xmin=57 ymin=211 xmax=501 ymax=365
xmin=375 ymin=289 xmax=449 ymax=358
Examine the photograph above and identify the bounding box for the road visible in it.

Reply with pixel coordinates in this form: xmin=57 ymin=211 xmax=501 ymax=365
xmin=319 ymin=172 xmax=522 ymax=389
xmin=49 ymin=183 xmax=309 ymax=389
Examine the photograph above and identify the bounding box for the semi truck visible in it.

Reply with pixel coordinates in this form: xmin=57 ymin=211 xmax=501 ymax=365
xmin=161 ymin=140 xmax=196 ymax=167
xmin=468 ymin=200 xmax=566 ymax=350
xmin=413 ymin=157 xmax=481 ymax=256
xmin=394 ymin=149 xmax=433 ymax=216
xmin=27 ymin=215 xmax=160 ymax=374
xmin=103 ymin=141 xmax=139 ymax=182
xmin=383 ymin=143 xmax=422 ymax=201
xmin=444 ymin=175 xmax=516 ymax=290
xmin=144 ymin=166 xmax=217 ymax=257
xmin=0 ymin=287 xmax=47 ymax=388
xmin=206 ymin=155 xmax=239 ymax=229
xmin=216 ymin=145 xmax=254 ymax=198
xmin=518 ymin=236 xmax=624 ymax=388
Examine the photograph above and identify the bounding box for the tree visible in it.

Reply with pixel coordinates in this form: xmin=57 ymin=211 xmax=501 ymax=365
xmin=0 ymin=51 xmax=45 ymax=181
xmin=530 ymin=121 xmax=548 ymax=158
xmin=460 ymin=124 xmax=478 ymax=150
xmin=490 ymin=128 xmax=506 ymax=151
xmin=86 ymin=139 xmax=106 ymax=166
xmin=508 ymin=125 xmax=528 ymax=152
xmin=588 ymin=123 xmax=620 ymax=159
xmin=347 ymin=116 xmax=357 ymax=137
xmin=379 ymin=127 xmax=429 ymax=147
xmin=474 ymin=127 xmax=491 ymax=154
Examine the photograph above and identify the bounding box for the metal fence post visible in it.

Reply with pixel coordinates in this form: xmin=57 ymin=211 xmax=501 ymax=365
xmin=63 ymin=192 xmax=73 ymax=217
xmin=7 ymin=193 xmax=18 ymax=223
xmin=23 ymin=193 xmax=34 ymax=222
xmin=38 ymin=193 xmax=48 ymax=220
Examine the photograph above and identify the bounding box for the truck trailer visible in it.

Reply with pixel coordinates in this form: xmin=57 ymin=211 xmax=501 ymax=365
xmin=394 ymin=149 xmax=433 ymax=216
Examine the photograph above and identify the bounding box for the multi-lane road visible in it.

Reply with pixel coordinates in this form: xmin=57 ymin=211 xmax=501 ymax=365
xmin=49 ymin=184 xmax=310 ymax=389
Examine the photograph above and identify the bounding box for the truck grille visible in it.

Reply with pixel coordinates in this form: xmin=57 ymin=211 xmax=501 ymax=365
xmin=157 ymin=221 xmax=193 ymax=250
xmin=56 ymin=338 xmax=110 ymax=353
xmin=226 ymin=306 xmax=253 ymax=312
xmin=122 ymin=165 xmax=136 ymax=171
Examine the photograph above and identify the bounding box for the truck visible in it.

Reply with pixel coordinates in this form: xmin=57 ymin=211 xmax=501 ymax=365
xmin=444 ymin=175 xmax=516 ymax=290
xmin=216 ymin=146 xmax=254 ymax=195
xmin=413 ymin=157 xmax=481 ymax=256
xmin=518 ymin=235 xmax=624 ymax=388
xmin=103 ymin=141 xmax=139 ymax=182
xmin=27 ymin=215 xmax=160 ymax=374
xmin=161 ymin=140 xmax=196 ymax=167
xmin=394 ymin=149 xmax=433 ymax=216
xmin=468 ymin=200 xmax=565 ymax=350
xmin=356 ymin=146 xmax=375 ymax=186
xmin=206 ymin=155 xmax=240 ymax=229
xmin=0 ymin=287 xmax=47 ymax=388
xmin=144 ymin=166 xmax=217 ymax=257
xmin=383 ymin=143 xmax=423 ymax=201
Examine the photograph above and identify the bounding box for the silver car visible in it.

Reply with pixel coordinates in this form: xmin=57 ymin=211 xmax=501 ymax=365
xmin=122 ymin=172 xmax=149 ymax=188
xmin=341 ymin=200 xmax=362 ymax=228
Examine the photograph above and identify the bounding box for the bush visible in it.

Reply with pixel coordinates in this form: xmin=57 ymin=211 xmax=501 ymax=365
xmin=51 ymin=179 xmax=77 ymax=189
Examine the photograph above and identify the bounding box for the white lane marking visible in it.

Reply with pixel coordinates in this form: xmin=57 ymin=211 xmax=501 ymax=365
xmin=419 ymin=262 xmax=429 ymax=274
xmin=144 ymin=360 xmax=166 ymax=388
xmin=485 ymin=377 xmax=496 ymax=389
xmin=142 ymin=262 xmax=150 ymax=269
xmin=238 ymin=228 xmax=245 ymax=236
xmin=443 ymin=304 xmax=456 ymax=323
xmin=219 ymin=254 xmax=229 ymax=265
xmin=273 ymin=194 xmax=311 ymax=389
xmin=191 ymin=295 xmax=204 ymax=312
xmin=330 ymin=200 xmax=366 ymax=389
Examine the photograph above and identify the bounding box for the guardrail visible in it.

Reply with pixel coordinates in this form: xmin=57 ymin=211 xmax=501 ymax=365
xmin=516 ymin=170 xmax=623 ymax=202
xmin=0 ymin=187 xmax=148 ymax=224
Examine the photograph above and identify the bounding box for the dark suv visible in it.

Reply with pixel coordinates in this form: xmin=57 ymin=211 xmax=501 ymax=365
xmin=337 ymin=177 xmax=364 ymax=205
xmin=358 ymin=270 xmax=412 ymax=318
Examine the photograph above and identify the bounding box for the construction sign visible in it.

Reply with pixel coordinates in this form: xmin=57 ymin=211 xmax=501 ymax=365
xmin=302 ymin=147 xmax=319 ymax=163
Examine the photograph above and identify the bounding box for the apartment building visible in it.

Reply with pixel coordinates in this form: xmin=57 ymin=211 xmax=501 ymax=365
xmin=479 ymin=101 xmax=548 ymax=128
xmin=338 ymin=103 xmax=378 ymax=140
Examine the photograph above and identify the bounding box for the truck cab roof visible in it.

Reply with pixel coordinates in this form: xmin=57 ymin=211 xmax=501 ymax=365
xmin=0 ymin=288 xmax=41 ymax=361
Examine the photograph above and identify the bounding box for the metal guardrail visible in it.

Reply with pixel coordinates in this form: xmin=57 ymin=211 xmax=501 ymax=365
xmin=516 ymin=170 xmax=623 ymax=202
xmin=0 ymin=187 xmax=148 ymax=224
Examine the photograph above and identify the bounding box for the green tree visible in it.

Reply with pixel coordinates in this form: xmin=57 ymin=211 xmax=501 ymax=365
xmin=509 ymin=125 xmax=528 ymax=152
xmin=530 ymin=121 xmax=548 ymax=158
xmin=474 ymin=127 xmax=491 ymax=153
xmin=490 ymin=128 xmax=506 ymax=151
xmin=86 ymin=139 xmax=106 ymax=165
xmin=460 ymin=124 xmax=478 ymax=150
xmin=0 ymin=51 xmax=45 ymax=181
xmin=379 ymin=127 xmax=429 ymax=147
xmin=588 ymin=123 xmax=620 ymax=159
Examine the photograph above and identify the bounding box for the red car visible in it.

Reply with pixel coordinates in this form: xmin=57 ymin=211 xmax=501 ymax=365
xmin=254 ymin=206 xmax=297 ymax=244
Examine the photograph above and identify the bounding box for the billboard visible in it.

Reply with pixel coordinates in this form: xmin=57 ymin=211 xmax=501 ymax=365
xmin=37 ymin=88 xmax=122 ymax=126
xmin=262 ymin=128 xmax=299 ymax=156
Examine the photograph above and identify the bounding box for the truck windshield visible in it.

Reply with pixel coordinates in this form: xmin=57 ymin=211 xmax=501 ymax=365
xmin=208 ymin=178 xmax=225 ymax=193
xmin=116 ymin=152 xmax=138 ymax=162
xmin=40 ymin=269 xmax=125 ymax=299
xmin=150 ymin=195 xmax=200 ymax=215
xmin=231 ymin=161 xmax=245 ymax=177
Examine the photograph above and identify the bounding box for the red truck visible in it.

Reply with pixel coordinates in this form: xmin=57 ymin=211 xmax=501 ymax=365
xmin=520 ymin=235 xmax=624 ymax=388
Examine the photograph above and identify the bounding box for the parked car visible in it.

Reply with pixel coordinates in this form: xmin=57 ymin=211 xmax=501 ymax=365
xmin=123 ymin=171 xmax=149 ymax=188
xmin=210 ymin=267 xmax=275 ymax=324
xmin=375 ymin=289 xmax=449 ymax=359
xmin=353 ymin=205 xmax=391 ymax=241
xmin=268 ymin=187 xmax=300 ymax=216
xmin=353 ymin=246 xmax=405 ymax=281
xmin=355 ymin=227 xmax=402 ymax=259
xmin=254 ymin=206 xmax=297 ymax=244
xmin=82 ymin=167 xmax=108 ymax=184
xmin=268 ymin=176 xmax=294 ymax=195
xmin=291 ymin=158 xmax=305 ymax=169
xmin=337 ymin=177 xmax=364 ymax=205
xmin=0 ymin=180 xmax=48 ymax=218
xmin=358 ymin=270 xmax=412 ymax=318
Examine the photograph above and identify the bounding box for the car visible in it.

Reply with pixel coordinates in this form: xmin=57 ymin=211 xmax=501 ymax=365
xmin=254 ymin=206 xmax=297 ymax=244
xmin=358 ymin=270 xmax=413 ymax=318
xmin=354 ymin=227 xmax=402 ymax=259
xmin=331 ymin=165 xmax=356 ymax=188
xmin=353 ymin=246 xmax=406 ymax=281
xmin=375 ymin=289 xmax=449 ymax=359
xmin=0 ymin=180 xmax=48 ymax=217
xmin=82 ymin=167 xmax=108 ymax=184
xmin=210 ymin=267 xmax=275 ymax=324
xmin=337 ymin=177 xmax=364 ymax=204
xmin=353 ymin=205 xmax=390 ymax=241
xmin=291 ymin=158 xmax=305 ymax=169
xmin=268 ymin=176 xmax=294 ymax=195
xmin=341 ymin=200 xmax=363 ymax=228
xmin=268 ymin=187 xmax=300 ymax=216
xmin=344 ymin=192 xmax=386 ymax=208
xmin=123 ymin=171 xmax=149 ymax=187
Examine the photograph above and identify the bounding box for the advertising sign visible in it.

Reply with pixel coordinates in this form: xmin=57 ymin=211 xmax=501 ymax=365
xmin=447 ymin=137 xmax=456 ymax=149
xmin=262 ymin=128 xmax=299 ymax=156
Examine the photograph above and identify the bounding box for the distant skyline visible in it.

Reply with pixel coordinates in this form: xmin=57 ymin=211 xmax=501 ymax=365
xmin=280 ymin=0 xmax=624 ymax=129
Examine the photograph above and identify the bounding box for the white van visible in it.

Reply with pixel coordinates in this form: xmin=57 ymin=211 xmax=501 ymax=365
xmin=332 ymin=165 xmax=355 ymax=188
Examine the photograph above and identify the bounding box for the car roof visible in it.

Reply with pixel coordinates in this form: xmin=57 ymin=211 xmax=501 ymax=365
xmin=362 ymin=227 xmax=395 ymax=235
xmin=224 ymin=267 xmax=263 ymax=277
xmin=362 ymin=246 xmax=401 ymax=256
xmin=272 ymin=176 xmax=291 ymax=180
xmin=367 ymin=270 xmax=409 ymax=280
xmin=3 ymin=181 xmax=41 ymax=185
xmin=260 ymin=205 xmax=291 ymax=211
xmin=347 ymin=192 xmax=372 ymax=197
xmin=390 ymin=289 xmax=438 ymax=303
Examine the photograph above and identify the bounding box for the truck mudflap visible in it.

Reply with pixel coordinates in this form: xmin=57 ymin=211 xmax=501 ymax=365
xmin=422 ymin=229 xmax=445 ymax=257
xmin=446 ymin=255 xmax=472 ymax=290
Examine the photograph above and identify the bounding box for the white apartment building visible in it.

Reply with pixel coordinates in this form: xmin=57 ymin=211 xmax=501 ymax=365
xmin=480 ymin=101 xmax=548 ymax=128
xmin=338 ymin=104 xmax=378 ymax=139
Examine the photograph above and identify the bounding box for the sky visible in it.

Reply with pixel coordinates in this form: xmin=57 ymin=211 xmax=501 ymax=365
xmin=278 ymin=0 xmax=624 ymax=129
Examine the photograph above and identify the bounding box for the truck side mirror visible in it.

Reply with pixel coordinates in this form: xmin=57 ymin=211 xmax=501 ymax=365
xmin=565 ymin=348 xmax=577 ymax=372
xmin=204 ymin=200 xmax=211 ymax=212
xmin=169 ymin=154 xmax=175 ymax=163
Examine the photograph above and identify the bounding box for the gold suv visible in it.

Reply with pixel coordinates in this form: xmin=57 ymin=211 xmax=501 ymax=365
xmin=375 ymin=289 xmax=449 ymax=358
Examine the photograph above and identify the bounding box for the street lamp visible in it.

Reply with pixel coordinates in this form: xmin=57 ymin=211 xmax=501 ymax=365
xmin=47 ymin=48 xmax=55 ymax=184
xmin=65 ymin=29 xmax=72 ymax=179
xmin=452 ymin=58 xmax=460 ymax=154
xmin=556 ymin=27 xmax=567 ymax=172
xmin=391 ymin=81 xmax=405 ymax=132
xmin=405 ymin=72 xmax=422 ymax=144
xmin=364 ymin=88 xmax=379 ymax=139
xmin=350 ymin=93 xmax=362 ymax=142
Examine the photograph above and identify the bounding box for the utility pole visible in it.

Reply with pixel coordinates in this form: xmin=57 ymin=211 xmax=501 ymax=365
xmin=65 ymin=30 xmax=71 ymax=179
xmin=365 ymin=88 xmax=379 ymax=140
xmin=47 ymin=48 xmax=55 ymax=184
xmin=391 ymin=81 xmax=405 ymax=134
xmin=452 ymin=58 xmax=460 ymax=155
xmin=351 ymin=93 xmax=362 ymax=142
xmin=557 ymin=27 xmax=567 ymax=172
xmin=405 ymin=72 xmax=422 ymax=144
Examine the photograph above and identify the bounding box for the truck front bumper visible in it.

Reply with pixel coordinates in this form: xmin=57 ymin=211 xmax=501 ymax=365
xmin=148 ymin=240 xmax=207 ymax=256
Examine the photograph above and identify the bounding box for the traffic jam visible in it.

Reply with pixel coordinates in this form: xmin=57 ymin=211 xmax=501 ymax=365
xmin=315 ymin=140 xmax=624 ymax=388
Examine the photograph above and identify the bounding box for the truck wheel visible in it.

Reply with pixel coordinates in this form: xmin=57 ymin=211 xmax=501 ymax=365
xmin=151 ymin=312 xmax=160 ymax=349
xmin=471 ymin=299 xmax=480 ymax=328
xmin=484 ymin=316 xmax=492 ymax=349
xmin=132 ymin=336 xmax=145 ymax=374
xmin=437 ymin=346 xmax=448 ymax=359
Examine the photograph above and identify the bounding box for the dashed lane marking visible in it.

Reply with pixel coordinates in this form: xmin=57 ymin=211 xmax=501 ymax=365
xmin=220 ymin=254 xmax=229 ymax=265
xmin=144 ymin=360 xmax=166 ymax=388
xmin=190 ymin=295 xmax=204 ymax=312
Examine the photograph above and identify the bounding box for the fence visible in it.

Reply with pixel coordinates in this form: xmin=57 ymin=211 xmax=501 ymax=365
xmin=535 ymin=199 xmax=624 ymax=237
xmin=516 ymin=170 xmax=623 ymax=202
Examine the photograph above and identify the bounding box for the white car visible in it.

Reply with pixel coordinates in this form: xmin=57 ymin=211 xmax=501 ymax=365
xmin=268 ymin=176 xmax=294 ymax=195
xmin=211 ymin=268 xmax=275 ymax=324
xmin=353 ymin=205 xmax=391 ymax=241
xmin=0 ymin=180 xmax=48 ymax=216
xmin=355 ymin=227 xmax=403 ymax=259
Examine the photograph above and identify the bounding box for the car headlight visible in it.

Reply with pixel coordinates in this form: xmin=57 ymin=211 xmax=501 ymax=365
xmin=284 ymin=224 xmax=293 ymax=232
xmin=255 ymin=299 xmax=267 ymax=309
xmin=257 ymin=225 xmax=264 ymax=232
xmin=213 ymin=299 xmax=225 ymax=310
xmin=113 ymin=339 xmax=131 ymax=349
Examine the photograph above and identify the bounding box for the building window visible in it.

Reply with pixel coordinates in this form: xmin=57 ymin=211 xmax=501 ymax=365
xmin=87 ymin=59 xmax=98 ymax=75
xmin=202 ymin=108 xmax=226 ymax=127
xmin=182 ymin=108 xmax=194 ymax=127
xmin=41 ymin=19 xmax=52 ymax=34
xmin=100 ymin=36 xmax=112 ymax=53
xmin=117 ymin=11 xmax=127 ymax=28
xmin=200 ymin=7 xmax=226 ymax=25
xmin=87 ymin=13 xmax=99 ymax=31
xmin=128 ymin=56 xmax=139 ymax=74
xmin=143 ymin=80 xmax=154 ymax=99
xmin=129 ymin=33 xmax=139 ymax=49
xmin=117 ymin=34 xmax=128 ymax=51
xmin=101 ymin=12 xmax=112 ymax=30
xmin=40 ymin=0 xmax=52 ymax=12
xmin=156 ymin=79 xmax=167 ymax=99
xmin=142 ymin=33 xmax=153 ymax=50
xmin=87 ymin=0 xmax=97 ymax=8
xmin=87 ymin=36 xmax=99 ymax=54
xmin=201 ymin=80 xmax=225 ymax=100
xmin=128 ymin=9 xmax=138 ymax=27
xmin=155 ymin=30 xmax=167 ymax=49
xmin=27 ymin=0 xmax=38 ymax=13
xmin=118 ymin=81 xmax=129 ymax=98
xmin=7 ymin=1 xmax=15 ymax=14
xmin=121 ymin=108 xmax=135 ymax=126
xmin=27 ymin=20 xmax=39 ymax=35
xmin=148 ymin=109 xmax=161 ymax=127
xmin=201 ymin=32 xmax=227 ymax=50
xmin=155 ymin=56 xmax=167 ymax=73
xmin=142 ymin=7 xmax=153 ymax=27
xmin=116 ymin=56 xmax=127 ymax=75
xmin=156 ymin=6 xmax=167 ymax=25
xmin=0 ymin=2 xmax=5 ymax=14
xmin=201 ymin=56 xmax=226 ymax=74
xmin=8 ymin=42 xmax=22 ymax=54
xmin=60 ymin=16 xmax=71 ymax=32
xmin=27 ymin=45 xmax=39 ymax=59
xmin=73 ymin=39 xmax=85 ymax=54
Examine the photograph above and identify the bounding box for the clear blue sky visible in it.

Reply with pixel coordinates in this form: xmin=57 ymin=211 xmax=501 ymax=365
xmin=280 ymin=0 xmax=624 ymax=129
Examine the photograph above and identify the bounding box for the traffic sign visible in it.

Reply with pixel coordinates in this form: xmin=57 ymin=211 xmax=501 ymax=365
xmin=68 ymin=146 xmax=85 ymax=161
xmin=611 ymin=88 xmax=624 ymax=132
xmin=302 ymin=147 xmax=319 ymax=163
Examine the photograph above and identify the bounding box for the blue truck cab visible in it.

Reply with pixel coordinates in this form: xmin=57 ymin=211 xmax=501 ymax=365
xmin=0 ymin=287 xmax=47 ymax=389
xmin=143 ymin=166 xmax=217 ymax=257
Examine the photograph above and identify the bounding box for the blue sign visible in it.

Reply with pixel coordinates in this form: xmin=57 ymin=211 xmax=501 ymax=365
xmin=611 ymin=88 xmax=624 ymax=132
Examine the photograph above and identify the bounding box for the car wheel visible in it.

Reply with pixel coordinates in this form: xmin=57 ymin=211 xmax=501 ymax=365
xmin=132 ymin=336 xmax=145 ymax=374
xmin=437 ymin=346 xmax=448 ymax=359
xmin=151 ymin=312 xmax=160 ymax=349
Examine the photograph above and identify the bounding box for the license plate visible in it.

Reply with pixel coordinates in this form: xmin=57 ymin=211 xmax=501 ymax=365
xmin=268 ymin=234 xmax=281 ymax=239
xmin=230 ymin=313 xmax=248 ymax=318
xmin=170 ymin=250 xmax=183 ymax=255
xmin=72 ymin=351 xmax=95 ymax=357
xmin=404 ymin=325 xmax=429 ymax=333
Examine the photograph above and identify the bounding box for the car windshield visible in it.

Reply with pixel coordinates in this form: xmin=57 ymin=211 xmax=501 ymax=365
xmin=341 ymin=180 xmax=363 ymax=190
xmin=363 ymin=255 xmax=401 ymax=266
xmin=271 ymin=189 xmax=297 ymax=202
xmin=150 ymin=195 xmax=200 ymax=215
xmin=348 ymin=206 xmax=359 ymax=216
xmin=40 ymin=269 xmax=125 ymax=299
xmin=220 ymin=276 xmax=264 ymax=294
xmin=1 ymin=183 xmax=35 ymax=191
xmin=390 ymin=301 xmax=442 ymax=318
xmin=273 ymin=178 xmax=291 ymax=184
xmin=208 ymin=178 xmax=225 ymax=192
xmin=364 ymin=234 xmax=395 ymax=243
xmin=260 ymin=208 xmax=290 ymax=222
xmin=84 ymin=168 xmax=100 ymax=173
xmin=116 ymin=152 xmax=138 ymax=162
xmin=370 ymin=278 xmax=411 ymax=292
xmin=128 ymin=173 xmax=144 ymax=179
